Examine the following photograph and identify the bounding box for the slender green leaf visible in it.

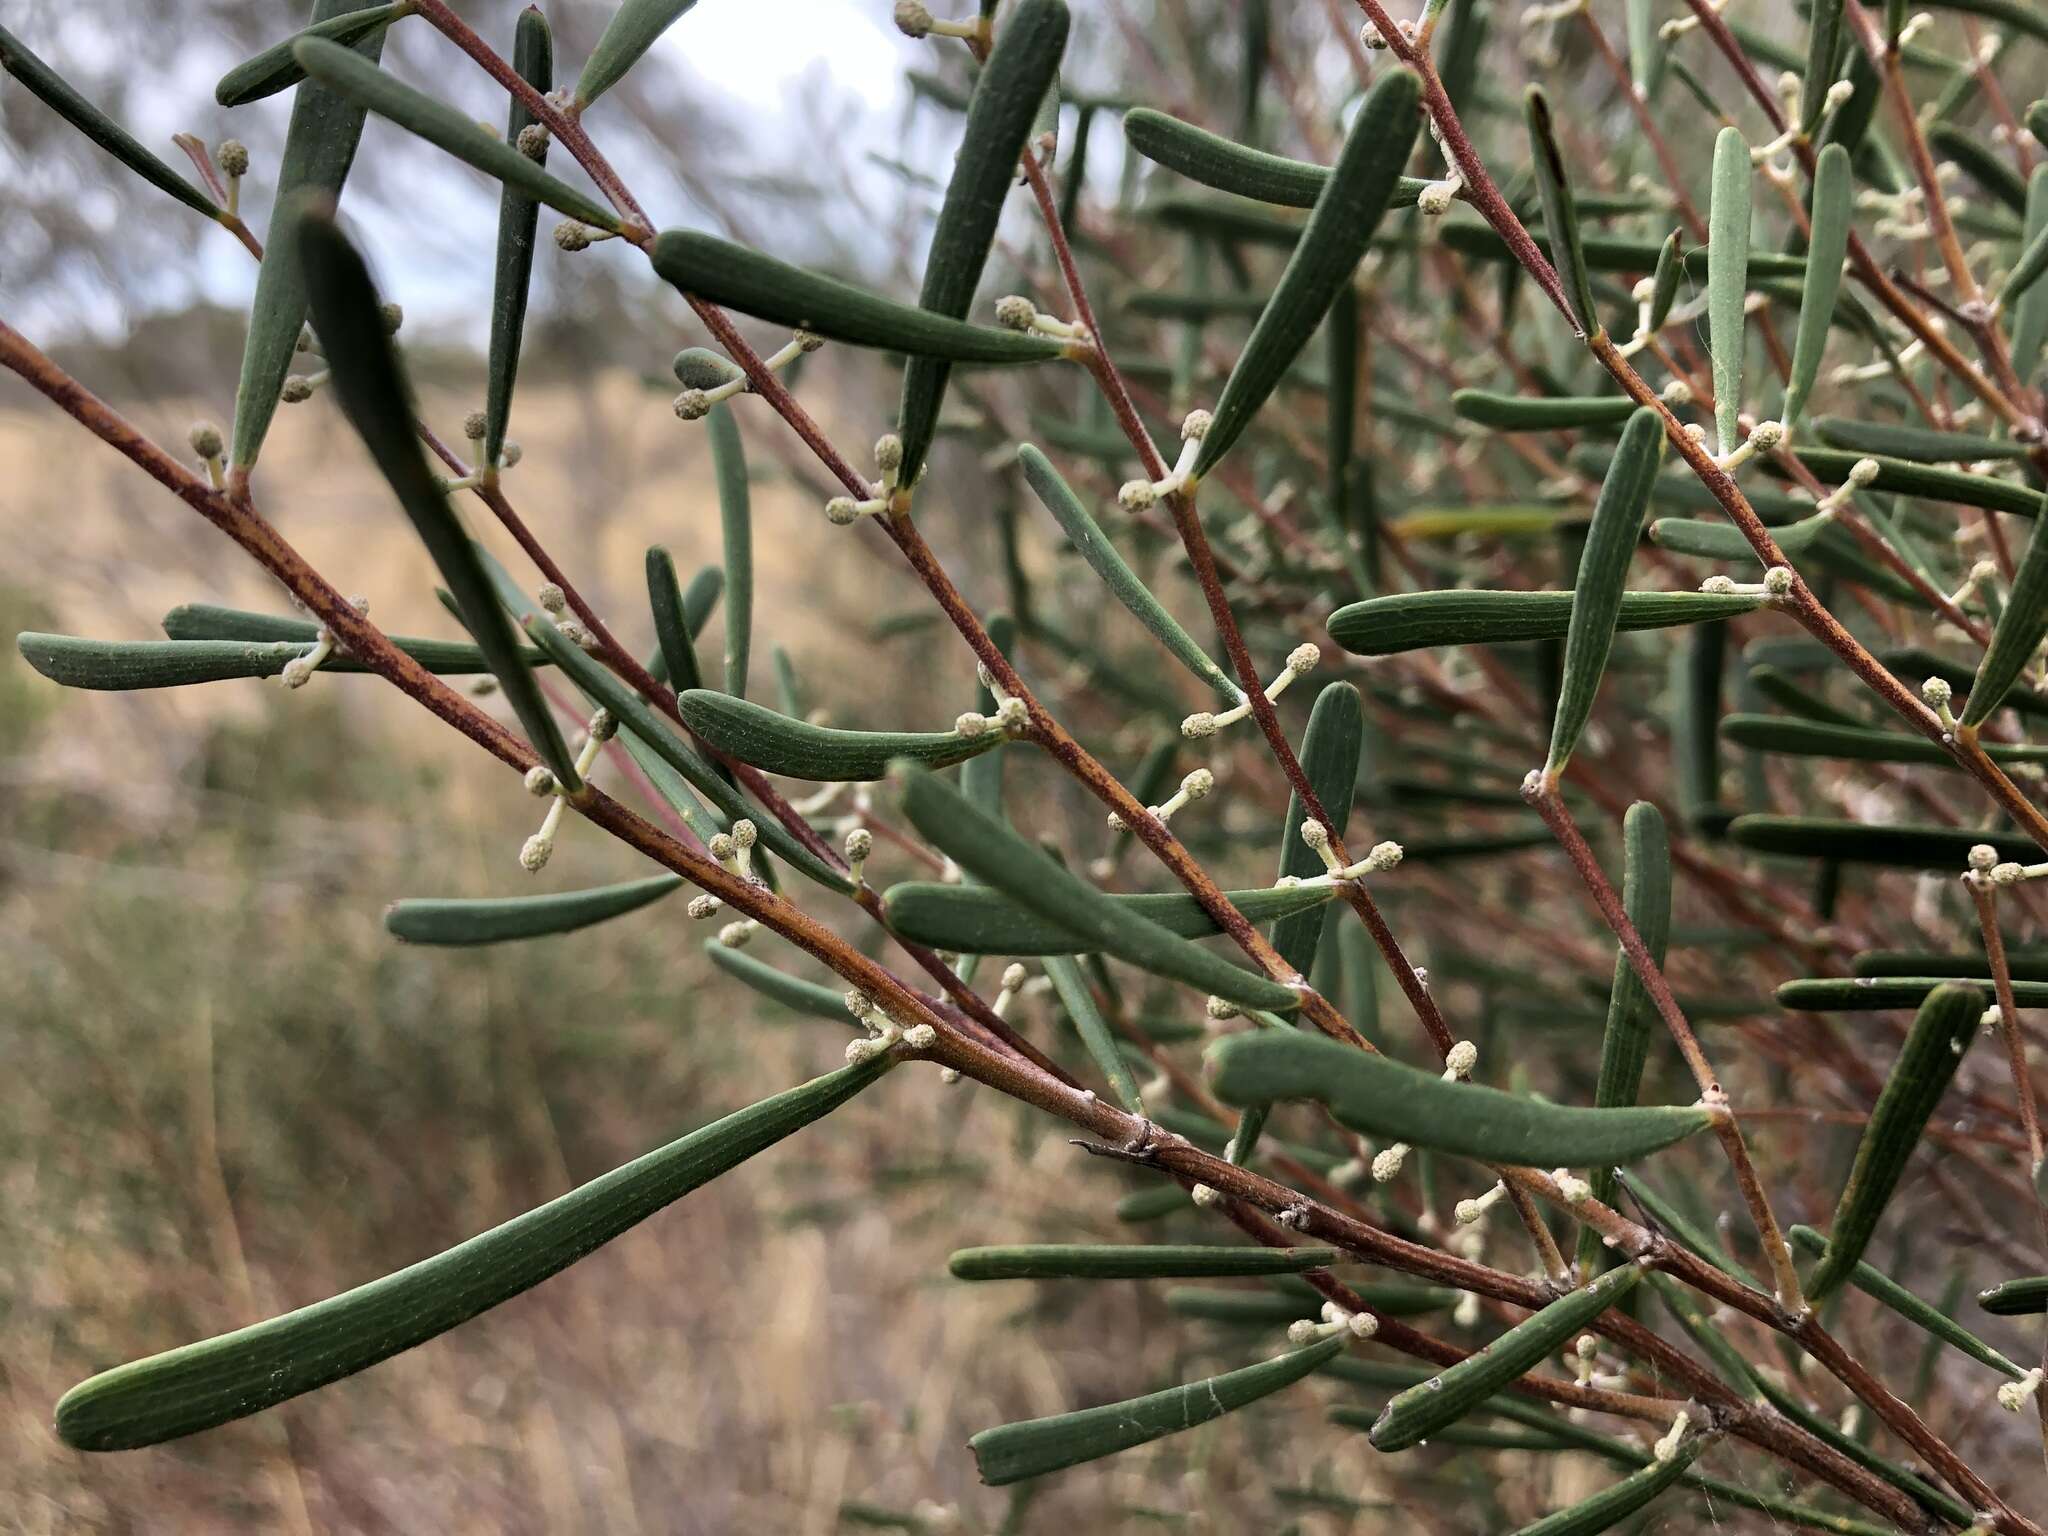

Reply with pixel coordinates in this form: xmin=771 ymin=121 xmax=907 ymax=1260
xmin=1727 ymin=815 xmax=2038 ymax=869
xmin=1650 ymin=511 xmax=1835 ymax=561
xmin=880 ymin=880 xmax=1335 ymax=956
xmin=651 ymin=230 xmax=1067 ymax=363
xmin=1962 ymin=489 xmax=2048 ymax=728
xmin=385 ymin=875 xmax=680 ymax=945
xmin=1803 ymin=0 xmax=1846 ymax=134
xmin=2013 ymin=168 xmax=2048 ymax=384
xmin=706 ymin=943 xmax=855 ymax=1023
xmin=1788 ymin=447 xmax=2043 ymax=518
xmin=1722 ymin=713 xmax=2048 ymax=766
xmin=1779 ymin=975 xmax=2048 ymax=1010
xmin=890 ymin=764 xmax=1297 ymax=1010
xmin=1511 ymin=1435 xmax=1707 ymax=1536
xmin=573 ymin=0 xmax=699 ymax=109
xmin=1272 ymin=683 xmax=1362 ymax=977
xmin=677 ymin=689 xmax=1000 ymax=780
xmin=1784 ymin=143 xmax=1851 ymax=424
xmin=1578 ymin=803 xmax=1670 ymax=1274
xmin=1524 ymin=85 xmax=1600 ymax=336
xmin=13 ymin=632 xmax=525 ymax=689
xmin=1115 ymin=1186 xmax=1189 ymax=1224
xmin=481 ymin=7 xmax=551 ymax=471
xmin=54 ymin=1059 xmax=887 ymax=1450
xmin=1707 ymin=127 xmax=1753 ymax=455
xmin=1452 ymin=391 xmax=1638 ymax=431
xmin=1328 ymin=589 xmax=1761 ymax=657
xmin=1370 ymin=1264 xmax=1645 ymax=1451
xmin=1194 ymin=68 xmax=1422 ymax=476
xmin=700 ymin=403 xmax=754 ymax=697
xmin=230 ymin=0 xmax=388 ymax=470
xmin=1979 ymin=1276 xmax=2048 ymax=1316
xmin=1856 ymin=949 xmax=2048 ymax=982
xmin=214 ymin=1 xmax=413 ymax=107
xmin=646 ymin=545 xmax=707 ymax=692
xmin=1208 ymin=1031 xmax=1712 ymax=1166
xmin=1044 ymin=954 xmax=1144 ymax=1113
xmin=1017 ymin=446 xmax=1238 ymax=700
xmin=159 ymin=603 xmax=550 ymax=672
xmin=969 ymin=1337 xmax=1344 ymax=1484
xmin=1122 ymin=106 xmax=1430 ymax=210
xmin=672 ymin=346 xmax=745 ymax=390
xmin=1806 ymin=984 xmax=1983 ymax=1301
xmin=298 ymin=210 xmax=579 ymax=787
xmin=950 ymin=1244 xmax=1339 ymax=1281
xmin=1548 ymin=408 xmax=1666 ymax=775
xmin=1812 ymin=416 xmax=2034 ymax=462
xmin=898 ymin=0 xmax=1069 ymax=483
xmin=294 ymin=38 xmax=624 ymax=232
xmin=1786 ymin=1226 xmax=2024 ymax=1377
xmin=1647 ymin=229 xmax=1684 ymax=331
xmin=0 ymin=23 xmax=220 ymax=219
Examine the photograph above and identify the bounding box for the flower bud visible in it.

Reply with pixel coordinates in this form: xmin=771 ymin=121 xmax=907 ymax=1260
xmin=516 ymin=123 xmax=550 ymax=160
xmin=215 ymin=139 xmax=249 ymax=177
xmin=280 ymin=375 xmax=315 ymax=404
xmin=462 ymin=409 xmax=489 ymax=441
xmin=188 ymin=421 xmax=224 ymax=459
xmin=1117 ymin=479 xmax=1158 ymax=512
xmin=555 ymin=221 xmax=592 ymax=252
xmin=893 ymin=0 xmax=933 ymax=36
xmin=524 ymin=764 xmax=557 ymax=797
xmin=673 ymin=388 xmax=711 ymax=421
xmin=994 ymin=295 xmax=1037 ymax=331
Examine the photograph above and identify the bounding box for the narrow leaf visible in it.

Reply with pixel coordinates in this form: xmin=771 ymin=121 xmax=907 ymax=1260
xmin=13 ymin=633 xmax=529 ymax=690
xmin=1707 ymin=127 xmax=1753 ymax=455
xmin=1803 ymin=0 xmax=1846 ymax=133
xmin=1018 ymin=445 xmax=1239 ymax=701
xmin=1961 ymin=488 xmax=2048 ymax=728
xmin=1727 ymin=815 xmax=2037 ymax=869
xmin=1452 ymin=391 xmax=1638 ymax=431
xmin=54 ymin=1060 xmax=887 ymax=1450
xmin=646 ymin=545 xmax=707 ymax=692
xmin=1328 ymin=589 xmax=1761 ymax=657
xmin=1579 ymin=803 xmax=1670 ymax=1274
xmin=950 ymin=1244 xmax=1339 ymax=1281
xmin=2013 ymin=167 xmax=2048 ymax=384
xmin=705 ymin=943 xmax=855 ymax=1023
xmin=0 ymin=23 xmax=219 ymax=219
xmin=1978 ymin=1276 xmax=2048 ymax=1316
xmin=1779 ymin=976 xmax=2048 ymax=1011
xmin=651 ymin=231 xmax=1067 ymax=363
xmin=1524 ymin=85 xmax=1600 ymax=336
xmin=1785 ymin=1226 xmax=2024 ymax=1377
xmin=1194 ymin=67 xmax=1422 ymax=476
xmin=1548 ymin=408 xmax=1666 ymax=775
xmin=160 ymin=603 xmax=549 ymax=671
xmin=1721 ymin=713 xmax=2048 ymax=766
xmin=1370 ymin=1264 xmax=1645 ymax=1451
xmin=294 ymin=38 xmax=625 ymax=232
xmin=1806 ymin=983 xmax=1983 ymax=1301
xmin=482 ymin=7 xmax=552 ymax=472
xmin=1788 ymin=447 xmax=2043 ymax=518
xmin=677 ymin=688 xmax=1000 ymax=780
xmin=214 ymin=2 xmax=413 ymax=107
xmin=1043 ymin=954 xmax=1145 ymax=1113
xmin=385 ymin=875 xmax=680 ymax=945
xmin=230 ymin=0 xmax=388 ymax=470
xmin=708 ymin=403 xmax=753 ymax=696
xmin=881 ymin=880 xmax=1334 ymax=957
xmin=968 ymin=1337 xmax=1344 ymax=1484
xmin=1207 ymin=1031 xmax=1712 ymax=1167
xmin=1511 ymin=1435 xmax=1707 ymax=1536
xmin=573 ymin=0 xmax=699 ymax=110
xmin=898 ymin=0 xmax=1070 ymax=483
xmin=890 ymin=764 xmax=1298 ymax=1010
xmin=1122 ymin=106 xmax=1429 ymax=210
xmin=1272 ymin=683 xmax=1362 ymax=977
xmin=1812 ymin=416 xmax=2034 ymax=463
xmin=1783 ymin=143 xmax=1851 ymax=424
xmin=1647 ymin=229 xmax=1684 ymax=331
xmin=298 ymin=210 xmax=579 ymax=788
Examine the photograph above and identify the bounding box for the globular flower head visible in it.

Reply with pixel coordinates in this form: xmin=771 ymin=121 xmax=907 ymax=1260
xmin=516 ymin=123 xmax=550 ymax=160
xmin=672 ymin=388 xmax=711 ymax=421
xmin=892 ymin=0 xmax=933 ymax=37
xmin=1181 ymin=711 xmax=1218 ymax=739
xmin=1117 ymin=479 xmax=1158 ymax=512
xmin=462 ymin=409 xmax=489 ymax=442
xmin=554 ymin=221 xmax=593 ymax=252
xmin=188 ymin=421 xmax=224 ymax=459
xmin=994 ymin=294 xmax=1038 ymax=331
xmin=825 ymin=496 xmax=861 ymax=526
xmin=1287 ymin=642 xmax=1321 ymax=674
xmin=215 ymin=139 xmax=249 ymax=177
xmin=519 ymin=834 xmax=553 ymax=872
xmin=1179 ymin=408 xmax=1213 ymax=441
xmin=524 ymin=764 xmax=557 ymax=797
